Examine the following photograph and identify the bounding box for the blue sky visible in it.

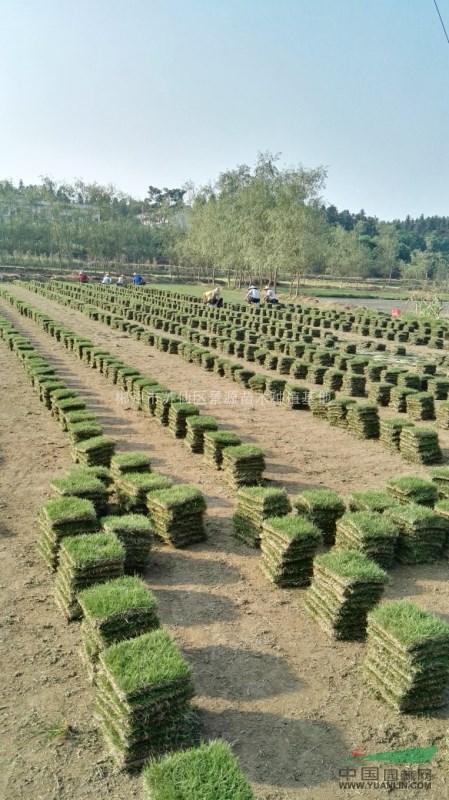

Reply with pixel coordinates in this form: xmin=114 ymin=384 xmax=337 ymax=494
xmin=1 ymin=0 xmax=448 ymax=220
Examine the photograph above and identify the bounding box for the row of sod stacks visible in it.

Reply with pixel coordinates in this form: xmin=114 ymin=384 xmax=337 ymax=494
xmin=147 ymin=486 xmax=207 ymax=548
xmin=73 ymin=435 xmax=116 ymax=467
xmin=168 ymin=403 xmax=200 ymax=438
xmin=364 ymin=600 xmax=449 ymax=712
xmin=346 ymin=403 xmax=380 ymax=439
xmin=379 ymin=418 xmax=414 ymax=451
xmin=260 ymin=515 xmax=322 ymax=587
xmin=203 ymin=431 xmax=242 ymax=469
xmin=305 ymin=551 xmax=388 ymax=640
xmin=79 ymin=576 xmax=159 ymax=679
xmin=115 ymin=472 xmax=173 ymax=513
xmin=95 ymin=629 xmax=197 ymax=770
xmin=54 ymin=532 xmax=125 ymax=620
xmin=294 ymin=489 xmax=345 ymax=545
xmin=232 ymin=487 xmax=291 ymax=547
xmin=142 ymin=741 xmax=254 ymax=800
xmin=185 ymin=416 xmax=219 ymax=454
xmin=102 ymin=514 xmax=153 ymax=574
xmin=50 ymin=470 xmax=109 ymax=515
xmin=334 ymin=512 xmax=398 ymax=569
xmin=386 ymin=476 xmax=438 ymax=507
xmin=38 ymin=496 xmax=99 ymax=571
xmin=222 ymin=445 xmax=266 ymax=489
xmin=399 ymin=426 xmax=442 ymax=465
xmin=386 ymin=504 xmax=448 ymax=563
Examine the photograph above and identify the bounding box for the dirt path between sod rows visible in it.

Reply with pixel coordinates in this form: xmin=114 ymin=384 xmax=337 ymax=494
xmin=0 ymin=289 xmax=448 ymax=799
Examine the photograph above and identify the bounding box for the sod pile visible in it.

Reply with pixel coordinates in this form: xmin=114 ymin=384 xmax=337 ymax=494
xmin=222 ymin=444 xmax=265 ymax=488
xmin=248 ymin=374 xmax=266 ymax=393
xmin=203 ymin=430 xmax=242 ymax=469
xmin=102 ymin=514 xmax=154 ymax=573
xmin=79 ymin=576 xmax=159 ymax=675
xmin=142 ymin=740 xmax=254 ymax=800
xmin=185 ymin=416 xmax=219 ymax=454
xmin=73 ymin=435 xmax=116 ymax=467
xmin=147 ymin=485 xmax=207 ymax=547
xmin=368 ymin=382 xmax=394 ymax=407
xmin=363 ymin=600 xmax=449 ymax=712
xmin=379 ymin=418 xmax=415 ymax=451
xmin=168 ymin=403 xmax=200 ymax=438
xmin=399 ymin=426 xmax=442 ymax=465
xmin=282 ymin=383 xmax=309 ymax=409
xmin=406 ymin=392 xmax=435 ymax=421
xmin=435 ymin=401 xmax=449 ymax=430
xmin=260 ymin=515 xmax=322 ymax=587
xmin=305 ymin=550 xmax=388 ymax=639
xmin=232 ymin=487 xmax=291 ymax=547
xmin=309 ymin=389 xmax=335 ymax=418
xmin=346 ymin=403 xmax=380 ymax=439
xmin=116 ymin=472 xmax=172 ymax=513
xmin=430 ymin=466 xmax=449 ymax=499
xmin=386 ymin=503 xmax=448 ymax=563
xmin=54 ymin=532 xmax=125 ymax=619
xmin=334 ymin=512 xmax=398 ymax=568
xmin=38 ymin=496 xmax=99 ymax=571
xmin=390 ymin=387 xmax=418 ymax=413
xmin=426 ymin=377 xmax=449 ymax=400
xmin=348 ymin=489 xmax=399 ymax=514
xmin=50 ymin=471 xmax=109 ymax=515
xmin=294 ymin=489 xmax=345 ymax=545
xmin=326 ymin=397 xmax=357 ymax=427
xmin=155 ymin=392 xmax=185 ymax=426
xmin=341 ymin=373 xmax=366 ymax=397
xmin=95 ymin=629 xmax=196 ymax=769
xmin=386 ymin=475 xmax=438 ymax=507
xmin=110 ymin=452 xmax=152 ymax=480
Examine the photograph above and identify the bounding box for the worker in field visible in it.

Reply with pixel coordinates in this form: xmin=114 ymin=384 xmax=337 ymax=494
xmin=245 ymin=284 xmax=260 ymax=304
xmin=132 ymin=272 xmax=145 ymax=285
xmin=117 ymin=274 xmax=125 ymax=286
xmin=101 ymin=272 xmax=112 ymax=285
xmin=264 ymin=284 xmax=278 ymax=304
xmin=204 ymin=286 xmax=223 ymax=307
xmin=78 ymin=270 xmax=88 ymax=283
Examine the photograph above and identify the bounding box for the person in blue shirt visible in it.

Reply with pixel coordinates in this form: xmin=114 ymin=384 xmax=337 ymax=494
xmin=132 ymin=272 xmax=145 ymax=285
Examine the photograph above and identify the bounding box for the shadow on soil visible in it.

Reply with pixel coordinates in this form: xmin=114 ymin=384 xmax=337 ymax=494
xmin=148 ymin=550 xmax=242 ymax=586
xmin=203 ymin=708 xmax=347 ymax=788
xmin=184 ymin=645 xmax=302 ymax=700
xmin=151 ymin=588 xmax=237 ymax=626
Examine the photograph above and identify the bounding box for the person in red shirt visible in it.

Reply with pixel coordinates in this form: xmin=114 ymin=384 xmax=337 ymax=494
xmin=78 ymin=270 xmax=88 ymax=283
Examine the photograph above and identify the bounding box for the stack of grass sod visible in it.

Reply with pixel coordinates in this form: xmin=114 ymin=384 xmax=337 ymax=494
xmin=67 ymin=419 xmax=104 ymax=445
xmin=110 ymin=452 xmax=152 ymax=481
xmin=386 ymin=503 xmax=448 ymax=563
xmin=386 ymin=475 xmax=438 ymax=507
xmin=305 ymin=550 xmax=388 ymax=639
xmin=142 ymin=740 xmax=254 ymax=800
xmin=346 ymin=403 xmax=380 ymax=439
xmin=185 ymin=416 xmax=219 ymax=454
xmin=294 ymin=489 xmax=345 ymax=546
xmin=435 ymin=401 xmax=449 ymax=430
xmin=50 ymin=469 xmax=109 ymax=515
xmin=363 ymin=600 xmax=449 ymax=712
xmin=379 ymin=418 xmax=415 ymax=452
xmin=348 ymin=489 xmax=399 ymax=514
xmin=95 ymin=629 xmax=196 ymax=770
xmin=405 ymin=392 xmax=435 ymax=421
xmin=341 ymin=373 xmax=366 ymax=397
xmin=147 ymin=485 xmax=207 ymax=547
xmin=260 ymin=515 xmax=322 ymax=587
xmin=141 ymin=384 xmax=170 ymax=416
xmin=79 ymin=576 xmax=160 ymax=679
xmin=326 ymin=397 xmax=357 ymax=427
xmin=265 ymin=377 xmax=287 ymax=403
xmin=38 ymin=496 xmax=99 ymax=571
xmin=102 ymin=514 xmax=154 ymax=574
xmin=222 ymin=444 xmax=266 ymax=489
xmin=232 ymin=487 xmax=291 ymax=547
xmin=154 ymin=392 xmax=185 ymax=426
xmin=368 ymin=382 xmax=394 ymax=407
xmin=168 ymin=403 xmax=200 ymax=438
xmin=203 ymin=430 xmax=242 ymax=470
xmin=399 ymin=426 xmax=443 ymax=465
xmin=430 ymin=466 xmax=449 ymax=499
xmin=389 ymin=387 xmax=418 ymax=413
xmin=309 ymin=389 xmax=335 ymax=419
xmin=56 ymin=396 xmax=87 ymax=429
xmin=54 ymin=532 xmax=125 ymax=620
xmin=115 ymin=473 xmax=173 ymax=513
xmin=282 ymin=382 xmax=309 ymax=410
xmin=72 ymin=435 xmax=116 ymax=467
xmin=334 ymin=512 xmax=398 ymax=569
xmin=248 ymin=374 xmax=266 ymax=394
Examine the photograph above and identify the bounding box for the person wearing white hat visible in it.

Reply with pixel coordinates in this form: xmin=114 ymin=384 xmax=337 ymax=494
xmin=264 ymin=284 xmax=278 ymax=304
xmin=245 ymin=285 xmax=260 ymax=304
xmin=101 ymin=272 xmax=112 ymax=285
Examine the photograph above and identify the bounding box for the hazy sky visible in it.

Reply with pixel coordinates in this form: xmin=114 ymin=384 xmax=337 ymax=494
xmin=1 ymin=0 xmax=448 ymax=220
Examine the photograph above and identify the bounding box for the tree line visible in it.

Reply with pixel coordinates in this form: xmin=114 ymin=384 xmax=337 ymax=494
xmin=2 ymin=154 xmax=449 ymax=286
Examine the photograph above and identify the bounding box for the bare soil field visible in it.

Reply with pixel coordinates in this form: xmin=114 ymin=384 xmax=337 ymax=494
xmin=1 ymin=284 xmax=449 ymax=800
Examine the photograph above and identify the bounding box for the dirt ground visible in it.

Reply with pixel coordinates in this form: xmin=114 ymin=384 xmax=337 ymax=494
xmin=1 ymin=284 xmax=449 ymax=800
